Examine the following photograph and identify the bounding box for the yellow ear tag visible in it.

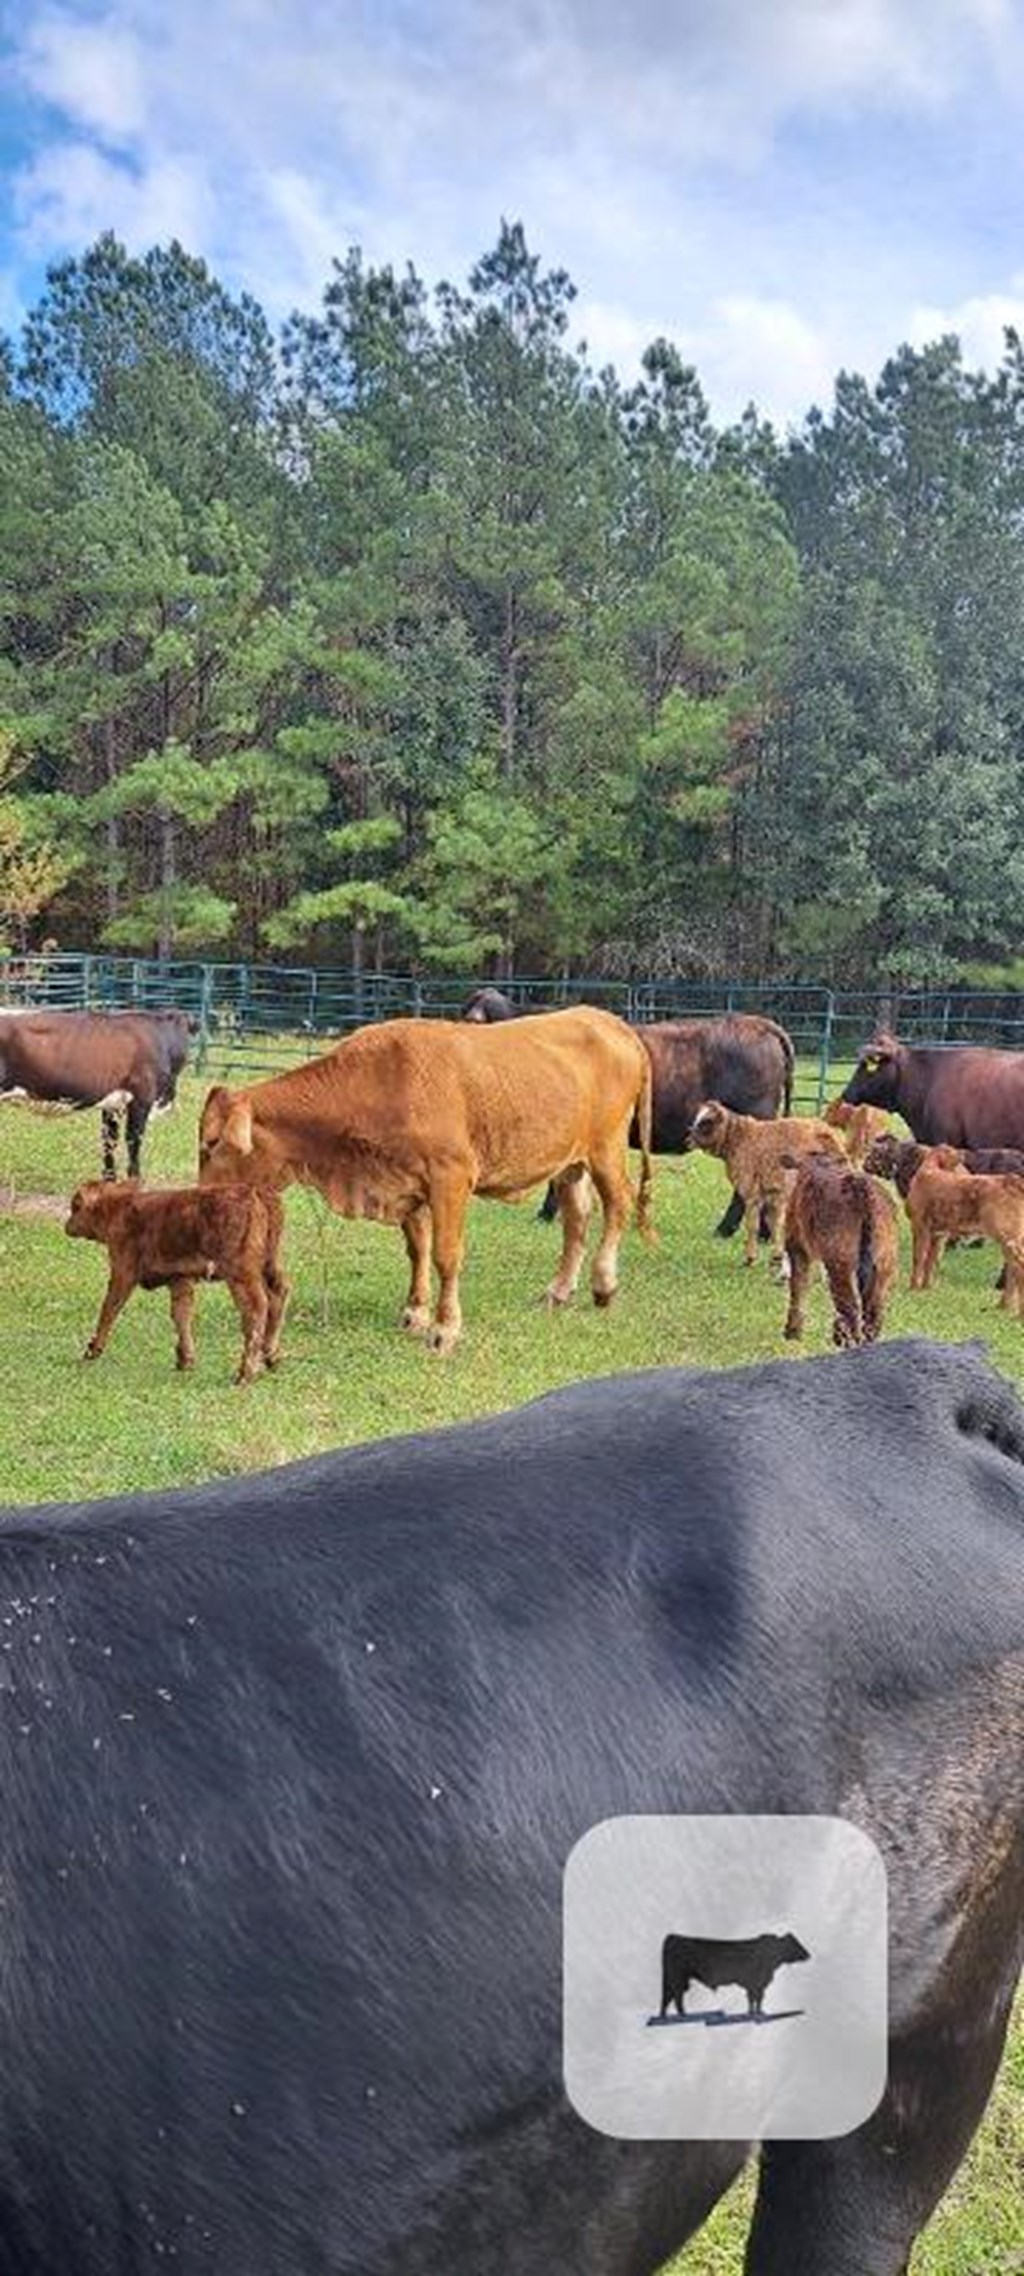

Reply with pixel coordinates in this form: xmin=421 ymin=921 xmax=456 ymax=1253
xmin=862 ymin=1056 xmax=880 ymax=1073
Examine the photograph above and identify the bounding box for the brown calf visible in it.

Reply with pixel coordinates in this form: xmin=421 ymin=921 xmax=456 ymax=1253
xmin=823 ymin=1098 xmax=891 ymax=1165
xmin=781 ymin=1154 xmax=900 ymax=1347
xmin=897 ymin=1163 xmax=1024 ymax=1306
xmin=65 ymin=1183 xmax=290 ymax=1383
xmin=686 ymin=1101 xmax=846 ymax=1265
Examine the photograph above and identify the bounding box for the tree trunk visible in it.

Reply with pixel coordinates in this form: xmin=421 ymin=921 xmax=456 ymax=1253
xmin=158 ymin=806 xmax=175 ymax=962
xmin=352 ymin=917 xmax=365 ymax=1024
xmin=500 ymin=585 xmax=518 ymax=781
xmin=103 ymin=715 xmax=120 ymax=925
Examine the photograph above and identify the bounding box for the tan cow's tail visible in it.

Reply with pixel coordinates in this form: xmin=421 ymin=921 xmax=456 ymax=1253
xmin=636 ymin=1047 xmax=657 ymax=1245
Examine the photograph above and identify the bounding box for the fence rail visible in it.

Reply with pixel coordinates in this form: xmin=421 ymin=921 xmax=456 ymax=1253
xmin=5 ymin=953 xmax=1024 ymax=1109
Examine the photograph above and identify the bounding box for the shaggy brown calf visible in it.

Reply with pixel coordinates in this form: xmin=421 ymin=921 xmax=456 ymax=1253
xmin=890 ymin=1161 xmax=1024 ymax=1304
xmin=865 ymin=1132 xmax=1024 ymax=1197
xmin=65 ymin=1182 xmax=289 ymax=1383
xmin=686 ymin=1101 xmax=845 ymax=1265
xmin=781 ymin=1154 xmax=900 ymax=1347
xmin=823 ymin=1098 xmax=892 ymax=1165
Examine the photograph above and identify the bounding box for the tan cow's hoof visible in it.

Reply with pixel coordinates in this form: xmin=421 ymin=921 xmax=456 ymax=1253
xmin=592 ymin=1287 xmax=616 ymax=1310
xmin=543 ymin=1285 xmax=572 ymax=1310
xmin=82 ymin=1343 xmax=102 ymax=1362
xmin=401 ymin=1305 xmax=431 ymax=1336
xmin=427 ymin=1324 xmax=459 ymax=1356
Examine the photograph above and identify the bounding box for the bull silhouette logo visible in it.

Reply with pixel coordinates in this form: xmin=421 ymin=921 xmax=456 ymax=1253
xmin=648 ymin=1932 xmax=810 ymax=2029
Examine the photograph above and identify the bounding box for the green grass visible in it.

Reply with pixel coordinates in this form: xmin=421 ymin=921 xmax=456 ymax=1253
xmin=0 ymin=1076 xmax=1020 ymax=2269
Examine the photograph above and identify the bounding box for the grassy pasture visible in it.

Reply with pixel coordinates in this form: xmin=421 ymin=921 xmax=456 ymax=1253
xmin=0 ymin=1069 xmax=1020 ymax=2270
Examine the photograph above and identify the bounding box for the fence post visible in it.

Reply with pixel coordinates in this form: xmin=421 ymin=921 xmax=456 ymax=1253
xmin=816 ymin=992 xmax=835 ymax=1111
xmin=195 ymin=966 xmax=214 ymax=1072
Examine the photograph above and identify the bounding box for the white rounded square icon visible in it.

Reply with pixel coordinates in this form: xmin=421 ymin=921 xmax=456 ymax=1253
xmin=564 ymin=1815 xmax=887 ymax=2140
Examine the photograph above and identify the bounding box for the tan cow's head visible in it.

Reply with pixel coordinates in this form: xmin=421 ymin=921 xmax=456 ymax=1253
xmin=198 ymin=1085 xmax=283 ymax=1188
xmin=686 ymin=1100 xmax=731 ymax=1156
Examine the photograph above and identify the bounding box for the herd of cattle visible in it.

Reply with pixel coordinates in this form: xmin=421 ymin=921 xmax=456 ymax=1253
xmin=1 ymin=995 xmax=1023 ymax=2275
xmin=4 ymin=996 xmax=1024 ymax=1371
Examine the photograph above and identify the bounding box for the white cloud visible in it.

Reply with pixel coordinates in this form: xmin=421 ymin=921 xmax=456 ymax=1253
xmin=4 ymin=0 xmax=1022 ymax=425
xmin=704 ymin=295 xmax=838 ymax=428
xmin=908 ymin=282 xmax=1024 ymax=367
xmin=15 ymin=141 xmax=214 ymax=259
xmin=19 ymin=10 xmax=147 ymax=142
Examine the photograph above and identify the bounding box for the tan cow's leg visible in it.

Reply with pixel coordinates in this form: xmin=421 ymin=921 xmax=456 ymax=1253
xmin=922 ymin=1232 xmax=946 ymax=1289
xmin=909 ymin=1215 xmax=927 ymax=1289
xmin=1001 ymin=1243 xmax=1024 ymax=1316
xmin=589 ymin=1149 xmax=634 ymax=1309
xmin=83 ymin=1258 xmax=136 ymax=1360
xmin=263 ymin=1266 xmax=291 ymax=1366
xmin=742 ymin=1194 xmax=763 ymax=1266
xmin=427 ymin=1174 xmax=470 ymax=1355
xmin=766 ymin=1186 xmax=788 ymax=1278
xmin=544 ymin=1168 xmax=593 ymax=1307
xmin=400 ymin=1203 xmax=433 ymax=1335
xmin=169 ymin=1280 xmax=197 ymax=1371
xmin=227 ymin=1274 xmax=269 ymax=1385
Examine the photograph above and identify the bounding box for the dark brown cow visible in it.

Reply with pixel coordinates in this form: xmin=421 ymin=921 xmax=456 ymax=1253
xmin=0 ymin=1008 xmax=192 ymax=1177
xmin=843 ymin=1030 xmax=1024 ymax=1148
xmin=461 ymin=992 xmax=794 ymax=1236
xmin=65 ymin=1182 xmax=289 ymax=1383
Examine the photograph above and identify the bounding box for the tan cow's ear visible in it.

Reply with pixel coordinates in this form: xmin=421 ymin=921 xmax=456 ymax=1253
xmin=223 ymin=1097 xmax=254 ymax=1154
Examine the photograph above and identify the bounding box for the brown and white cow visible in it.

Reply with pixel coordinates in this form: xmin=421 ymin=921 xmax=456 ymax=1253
xmin=198 ymin=1010 xmax=654 ymax=1353
xmin=0 ymin=1009 xmax=193 ymax=1177
xmin=66 ymin=1182 xmax=289 ymax=1383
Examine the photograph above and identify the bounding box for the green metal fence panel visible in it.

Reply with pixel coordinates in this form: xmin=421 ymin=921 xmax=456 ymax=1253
xmin=6 ymin=955 xmax=1024 ymax=1092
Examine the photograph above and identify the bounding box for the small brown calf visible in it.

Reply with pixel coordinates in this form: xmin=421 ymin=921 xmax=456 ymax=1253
xmin=781 ymin=1153 xmax=900 ymax=1347
xmin=823 ymin=1098 xmax=891 ymax=1165
xmin=686 ymin=1101 xmax=846 ymax=1265
xmin=65 ymin=1182 xmax=289 ymax=1383
xmin=898 ymin=1163 xmax=1024 ymax=1306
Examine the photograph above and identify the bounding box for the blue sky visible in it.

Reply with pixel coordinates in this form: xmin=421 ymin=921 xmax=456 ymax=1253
xmin=0 ymin=0 xmax=1022 ymax=426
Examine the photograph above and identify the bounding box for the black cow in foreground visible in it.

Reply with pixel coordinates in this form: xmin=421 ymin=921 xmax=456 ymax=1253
xmin=0 ymin=1339 xmax=1020 ymax=2274
xmin=462 ymin=988 xmax=794 ymax=1236
xmin=844 ymin=1029 xmax=1024 ymax=1147
xmin=0 ymin=1008 xmax=192 ymax=1177
xmin=661 ymin=1932 xmax=810 ymax=2020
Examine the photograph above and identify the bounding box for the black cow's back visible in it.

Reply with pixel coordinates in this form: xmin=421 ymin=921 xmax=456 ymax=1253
xmin=0 ymin=1340 xmax=1020 ymax=2272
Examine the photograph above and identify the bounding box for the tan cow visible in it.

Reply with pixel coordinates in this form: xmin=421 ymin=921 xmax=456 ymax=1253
xmin=898 ymin=1160 xmax=1024 ymax=1304
xmin=198 ymin=1010 xmax=654 ymax=1353
xmin=823 ymin=1098 xmax=892 ymax=1165
xmin=686 ymin=1100 xmax=846 ymax=1266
